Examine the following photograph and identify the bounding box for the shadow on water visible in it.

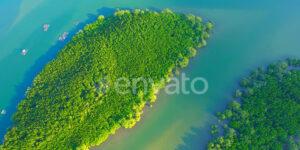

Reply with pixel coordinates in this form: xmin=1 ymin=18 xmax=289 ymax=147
xmin=175 ymin=125 xmax=213 ymax=150
xmin=0 ymin=7 xmax=116 ymax=143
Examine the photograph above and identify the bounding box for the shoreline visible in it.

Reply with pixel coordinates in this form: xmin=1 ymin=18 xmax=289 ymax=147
xmin=93 ymin=90 xmax=167 ymax=149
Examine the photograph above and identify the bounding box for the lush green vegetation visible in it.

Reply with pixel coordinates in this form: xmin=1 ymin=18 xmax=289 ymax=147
xmin=1 ymin=9 xmax=212 ymax=149
xmin=208 ymin=59 xmax=300 ymax=150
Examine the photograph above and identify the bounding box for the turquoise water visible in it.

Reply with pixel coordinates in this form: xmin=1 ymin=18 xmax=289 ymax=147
xmin=1 ymin=0 xmax=300 ymax=149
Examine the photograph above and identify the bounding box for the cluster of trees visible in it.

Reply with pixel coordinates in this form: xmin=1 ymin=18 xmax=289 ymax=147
xmin=208 ymin=59 xmax=300 ymax=150
xmin=1 ymin=9 xmax=212 ymax=149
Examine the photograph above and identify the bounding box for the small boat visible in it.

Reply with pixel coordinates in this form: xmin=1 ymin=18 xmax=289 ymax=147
xmin=59 ymin=32 xmax=69 ymax=41
xmin=21 ymin=49 xmax=28 ymax=56
xmin=1 ymin=109 xmax=6 ymax=115
xmin=43 ymin=24 xmax=50 ymax=32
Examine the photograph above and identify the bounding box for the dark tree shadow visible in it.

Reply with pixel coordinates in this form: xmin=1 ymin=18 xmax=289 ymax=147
xmin=175 ymin=121 xmax=217 ymax=150
xmin=0 ymin=7 xmax=116 ymax=143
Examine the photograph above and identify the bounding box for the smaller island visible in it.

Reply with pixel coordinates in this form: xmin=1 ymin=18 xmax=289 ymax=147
xmin=208 ymin=59 xmax=300 ymax=150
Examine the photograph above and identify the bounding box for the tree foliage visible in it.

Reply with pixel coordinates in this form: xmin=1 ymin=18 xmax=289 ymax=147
xmin=1 ymin=9 xmax=212 ymax=149
xmin=208 ymin=59 xmax=300 ymax=150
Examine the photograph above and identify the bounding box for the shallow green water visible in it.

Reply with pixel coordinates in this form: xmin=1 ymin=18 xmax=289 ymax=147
xmin=1 ymin=0 xmax=300 ymax=149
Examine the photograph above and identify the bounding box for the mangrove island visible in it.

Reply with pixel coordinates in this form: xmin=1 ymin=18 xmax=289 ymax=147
xmin=1 ymin=9 xmax=212 ymax=149
xmin=208 ymin=59 xmax=300 ymax=150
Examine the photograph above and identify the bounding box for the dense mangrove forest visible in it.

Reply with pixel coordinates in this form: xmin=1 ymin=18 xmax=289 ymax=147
xmin=208 ymin=59 xmax=300 ymax=150
xmin=1 ymin=9 xmax=212 ymax=149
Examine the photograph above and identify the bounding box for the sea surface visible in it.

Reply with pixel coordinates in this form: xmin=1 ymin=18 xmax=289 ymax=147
xmin=1 ymin=0 xmax=300 ymax=149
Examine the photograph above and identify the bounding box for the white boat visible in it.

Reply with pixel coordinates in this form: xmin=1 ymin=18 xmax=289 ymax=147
xmin=43 ymin=24 xmax=50 ymax=32
xmin=1 ymin=109 xmax=6 ymax=115
xmin=59 ymin=32 xmax=69 ymax=41
xmin=21 ymin=49 xmax=28 ymax=56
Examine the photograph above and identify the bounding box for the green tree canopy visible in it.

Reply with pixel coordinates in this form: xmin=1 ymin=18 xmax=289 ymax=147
xmin=1 ymin=9 xmax=212 ymax=150
xmin=208 ymin=59 xmax=300 ymax=150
